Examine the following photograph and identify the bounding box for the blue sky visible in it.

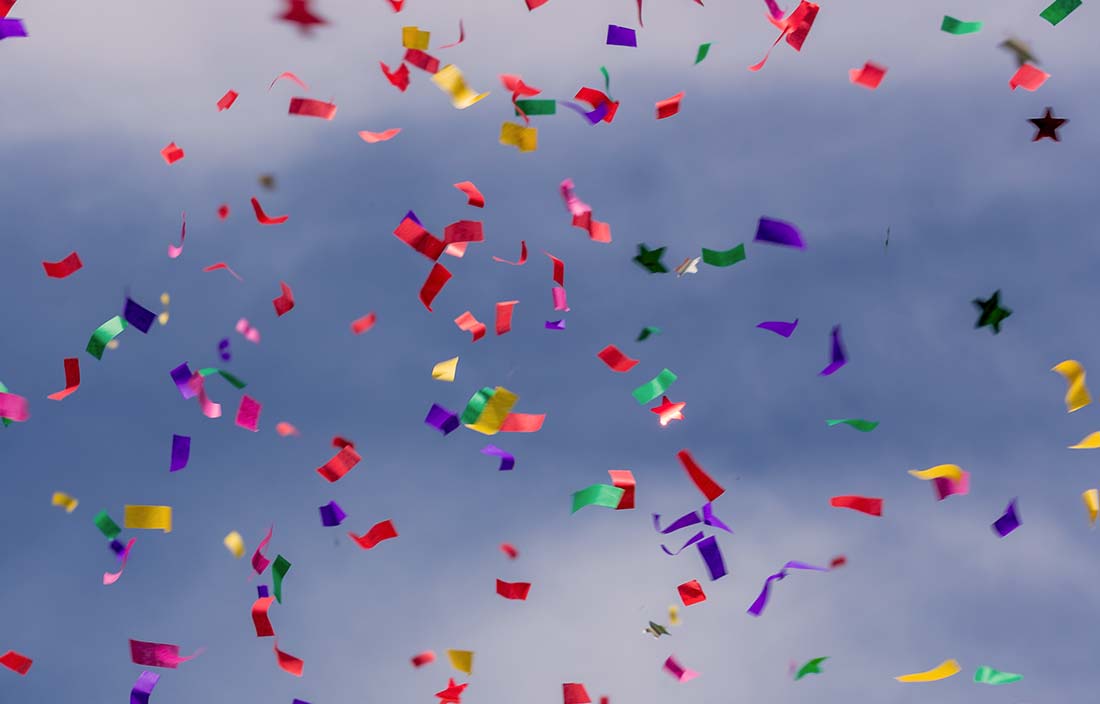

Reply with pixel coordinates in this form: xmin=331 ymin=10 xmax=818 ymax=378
xmin=1 ymin=0 xmax=1098 ymax=702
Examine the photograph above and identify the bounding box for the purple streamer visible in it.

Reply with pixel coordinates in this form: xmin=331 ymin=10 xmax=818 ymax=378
xmin=130 ymin=671 xmax=159 ymax=704
xmin=319 ymin=501 xmax=347 ymax=527
xmin=653 ymin=510 xmax=702 ymax=534
xmin=425 ymin=403 xmax=460 ymax=435
xmin=257 ymin=585 xmax=269 ymax=598
xmin=293 ymin=700 xmax=312 ymax=704
xmin=702 ymin=502 xmax=733 ymax=533
xmin=545 ymin=320 xmax=566 ymax=330
xmin=169 ymin=434 xmax=190 ymax=473
xmin=170 ymin=362 xmax=197 ymax=400
xmin=747 ymin=561 xmax=829 ymax=616
xmin=558 ymin=100 xmax=609 ymax=124
xmin=819 ymin=325 xmax=847 ymax=376
xmin=992 ymin=498 xmax=1021 ymax=537
xmin=123 ymin=297 xmax=156 ymax=334
xmin=754 ymin=217 xmax=805 ymax=249
xmin=696 ymin=535 xmax=728 ymax=580
xmin=756 ymin=319 xmax=798 ymax=338
xmin=661 ymin=531 xmax=705 ymax=556
xmin=481 ymin=444 xmax=516 ymax=471
xmin=606 ymin=24 xmax=638 ymax=47
xmin=0 ymin=19 xmax=27 ymax=40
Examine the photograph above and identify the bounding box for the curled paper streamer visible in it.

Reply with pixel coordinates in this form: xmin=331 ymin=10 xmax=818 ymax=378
xmin=747 ymin=561 xmax=828 ymax=616
xmin=129 ymin=639 xmax=202 ymax=669
xmin=348 ymin=519 xmax=398 ymax=549
xmin=130 ymin=671 xmax=159 ymax=704
xmin=908 ymin=464 xmax=963 ymax=482
xmin=757 ymin=319 xmax=798 ymax=337
xmin=46 ymin=358 xmax=81 ymax=401
xmin=481 ymin=444 xmax=515 ymax=471
xmin=571 ymin=484 xmax=625 ymax=513
xmin=252 ymin=525 xmax=274 ymax=574
xmin=1052 ymin=360 xmax=1091 ymax=412
xmin=895 ymin=659 xmax=961 ymax=683
xmin=103 ymin=537 xmax=136 ymax=585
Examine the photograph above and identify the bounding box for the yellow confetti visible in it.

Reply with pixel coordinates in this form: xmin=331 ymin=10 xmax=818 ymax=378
xmin=895 ymin=659 xmax=961 ymax=683
xmin=1053 ymin=360 xmax=1092 ymax=413
xmin=51 ymin=491 xmax=78 ymax=513
xmin=432 ymin=357 xmax=459 ymax=382
xmin=401 ymin=26 xmax=431 ymax=50
xmin=160 ymin=292 xmax=170 ymax=306
xmin=1084 ymin=490 xmax=1099 ymax=526
xmin=668 ymin=605 xmax=680 ymax=626
xmin=223 ymin=531 xmax=246 ymax=558
xmin=447 ymin=649 xmax=473 ymax=675
xmin=499 ymin=122 xmax=538 ymax=152
xmin=1069 ymin=431 xmax=1100 ymax=449
xmin=124 ymin=505 xmax=173 ymax=533
xmin=465 ymin=387 xmax=518 ymax=435
xmin=907 ymin=464 xmax=964 ymax=482
xmin=430 ymin=64 xmax=488 ymax=109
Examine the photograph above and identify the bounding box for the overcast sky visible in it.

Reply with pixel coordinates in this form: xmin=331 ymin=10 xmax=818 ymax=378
xmin=1 ymin=0 xmax=1098 ymax=702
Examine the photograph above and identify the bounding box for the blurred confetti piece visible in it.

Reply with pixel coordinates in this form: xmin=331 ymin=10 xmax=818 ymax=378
xmin=223 ymin=531 xmax=245 ymax=558
xmin=849 ymin=61 xmax=887 ymax=89
xmin=606 ymin=24 xmax=637 ymax=47
xmin=124 ymin=296 xmax=156 ymax=333
xmin=46 ymin=358 xmax=80 ymax=401
xmin=236 ymin=318 xmax=261 ymax=343
xmin=103 ymin=537 xmax=136 ymax=585
xmin=668 ymin=605 xmax=680 ymax=625
xmin=825 ymin=418 xmax=877 ymax=431
xmin=454 ymin=181 xmax=485 ymax=207
xmin=412 ymin=651 xmax=436 ymax=667
xmin=351 ymin=312 xmax=377 ymax=335
xmin=432 ymin=357 xmax=459 ymax=382
xmin=1052 ymin=360 xmax=1091 ymax=412
xmin=380 ymin=61 xmax=410 ymax=91
xmin=124 ymin=505 xmax=173 ymax=533
xmin=447 ymin=649 xmax=474 ymax=675
xmin=500 ymin=542 xmax=519 ymax=559
xmin=0 ymin=651 xmax=32 ymax=675
xmin=359 ymin=128 xmax=401 ymax=143
xmin=638 ymin=326 xmax=661 ymax=341
xmin=420 ymin=263 xmax=453 ymax=311
xmin=289 ymin=97 xmax=337 ymax=119
xmin=563 ymin=683 xmax=591 ymax=704
xmin=677 ymin=450 xmax=724 ymax=501
xmin=830 ymin=495 xmax=882 ymax=516
xmin=496 ymin=579 xmax=531 ymax=600
xmin=496 ymin=301 xmax=518 ymax=335
xmin=1009 ymin=63 xmax=1049 ymax=91
xmin=269 ymin=71 xmax=309 ymax=91
xmin=820 ymin=325 xmax=847 ymax=376
xmin=42 ymin=251 xmax=83 ymax=278
xmin=251 ymin=197 xmax=289 ymax=225
xmin=694 ymin=42 xmax=711 ymax=64
xmin=273 ymin=282 xmax=295 ymax=316
xmin=160 ymin=142 xmax=185 ymax=165
xmin=493 ymin=240 xmax=527 ymax=265
xmin=795 ymin=657 xmax=827 ymax=680
xmin=455 ymin=311 xmax=487 ymax=342
xmin=908 ymin=464 xmax=963 ymax=482
xmin=431 ymin=65 xmax=488 ymax=109
xmin=1069 ymin=431 xmax=1100 ymax=449
xmin=663 ymin=655 xmax=699 ymax=682
xmin=992 ymin=498 xmax=1020 ymax=537
xmin=655 ymin=92 xmax=684 ymax=119
xmin=895 ymin=659 xmax=961 ymax=683
xmin=426 ymin=404 xmax=460 ymax=435
xmin=216 ymin=90 xmax=238 ymax=111
xmin=51 ymin=491 xmax=78 ymax=513
xmin=438 ymin=18 xmax=466 ymax=48
xmin=755 ymin=217 xmax=805 ymax=249
xmin=252 ymin=526 xmax=274 ymax=574
xmin=203 ymin=262 xmax=243 ymax=281
xmin=500 ymin=121 xmax=538 ymax=151
xmin=275 ymin=422 xmax=299 ymax=437
xmin=1084 ymin=489 xmax=1099 ymax=526
xmin=272 ymin=555 xmax=291 ymax=603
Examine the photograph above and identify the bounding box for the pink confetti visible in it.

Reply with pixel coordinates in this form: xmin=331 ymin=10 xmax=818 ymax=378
xmin=235 ymin=395 xmax=261 ymax=432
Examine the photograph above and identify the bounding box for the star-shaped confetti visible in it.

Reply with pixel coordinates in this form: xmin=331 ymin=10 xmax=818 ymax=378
xmin=277 ymin=0 xmax=327 ymax=34
xmin=973 ymin=290 xmax=1012 ymax=334
xmin=1029 ymin=107 xmax=1067 ymax=142
xmin=634 ymin=244 xmax=669 ymax=273
xmin=645 ymin=621 xmax=670 ymax=638
xmin=651 ymin=395 xmax=686 ymax=426
xmin=674 ymin=256 xmax=700 ymax=277
xmin=436 ymin=678 xmax=468 ymax=704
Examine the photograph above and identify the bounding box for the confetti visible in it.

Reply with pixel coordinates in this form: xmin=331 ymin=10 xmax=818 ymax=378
xmin=51 ymin=491 xmax=78 ymax=513
xmin=412 ymin=651 xmax=436 ymax=667
xmin=86 ymin=316 xmax=127 ymax=360
xmin=652 ymin=396 xmax=686 ymax=426
xmin=252 ymin=526 xmax=274 ymax=574
xmin=431 ymin=65 xmax=488 ymax=109
xmin=677 ymin=579 xmax=706 ymax=605
xmin=317 ymin=446 xmax=361 ymax=483
xmin=0 ymin=651 xmax=32 ymax=675
xmin=124 ymin=505 xmax=173 ymax=533
xmin=453 ymin=181 xmax=485 ymax=207
xmin=500 ymin=543 xmax=519 ymax=559
xmin=0 ymin=18 xmax=27 ymax=39
xmin=420 ymin=263 xmax=453 ymax=311
xmin=940 ymin=16 xmax=982 ymax=34
xmin=46 ymin=357 xmax=80 ymax=401
xmin=830 ymin=495 xmax=882 ymax=516
xmin=273 ymin=641 xmax=304 ymax=676
xmin=1009 ymin=63 xmax=1049 ymax=91
xmin=235 ymin=395 xmax=261 ymax=432
xmin=992 ymin=498 xmax=1021 ymax=537
xmin=216 ymin=90 xmax=238 ymax=110
xmin=1084 ymin=489 xmax=1099 ymax=526
xmin=608 ymin=469 xmax=635 ymax=509
xmin=103 ymin=537 xmax=135 ymax=585
xmin=700 ymin=244 xmax=746 ymax=267
xmin=1040 ymin=0 xmax=1081 ymax=25
xmin=634 ymin=244 xmax=668 ymax=273
xmin=974 ymin=665 xmax=1022 ymax=684
xmin=272 ymin=555 xmax=291 ymax=603
xmin=663 ymin=655 xmax=699 ymax=682
xmin=694 ymin=42 xmax=711 ymax=64
xmin=820 ymin=325 xmax=847 ymax=376
xmin=348 ymin=519 xmax=398 ymax=549
xmin=825 ymin=418 xmax=877 ymax=432
xmin=973 ymin=291 xmax=1011 ymax=333
xmin=169 ymin=434 xmax=190 ymax=472
xmin=637 ymin=326 xmax=661 ymax=341
xmin=596 ymin=345 xmax=639 ymax=372
xmin=496 ymin=579 xmax=531 ymax=600
xmin=563 ymin=683 xmax=591 ymax=704
xmin=381 ymin=61 xmax=411 ymax=91
xmin=655 ymin=92 xmax=684 ymax=119
xmin=129 ymin=639 xmax=201 ymax=669
xmin=251 ymin=197 xmax=289 ymax=225
xmin=895 ymin=659 xmax=961 ymax=683
xmin=1030 ymin=107 xmax=1067 ymax=141
xmin=481 ymin=444 xmax=515 ymax=471
xmin=203 ymin=262 xmax=243 ymax=281
xmin=454 ymin=311 xmax=487 ymax=341
xmin=223 ymin=531 xmax=245 ymax=558
xmin=755 ymin=217 xmax=805 ymax=248
xmin=401 ymin=25 xmax=430 ymax=50
xmin=571 ymin=484 xmax=626 ymax=513
xmin=447 ymin=649 xmax=474 ymax=675
xmin=42 ymin=251 xmax=83 ymax=278
xmin=606 ymin=25 xmax=637 ymax=47
xmin=493 ymin=241 xmax=527 ymax=265
xmin=319 ymin=500 xmax=347 ymax=527
xmin=795 ymin=657 xmax=827 ymax=680
xmin=747 ymin=561 xmax=828 ymax=616
xmin=438 ymin=19 xmax=465 ymax=48
xmin=160 ymin=142 xmax=184 ymax=164
xmin=351 ymin=312 xmax=377 ymax=334
xmin=500 ymin=122 xmax=538 ymax=151
xmin=849 ymin=61 xmax=887 ymax=90
xmin=426 ymin=404 xmax=460 ymax=435
xmin=273 ymin=281 xmax=296 ymax=316
xmin=129 ymin=671 xmax=159 ymax=704
xmin=632 ymin=369 xmax=678 ymax=405
xmin=405 ymin=49 xmax=440 ymax=73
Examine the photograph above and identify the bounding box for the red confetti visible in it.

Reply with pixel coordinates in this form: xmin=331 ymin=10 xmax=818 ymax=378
xmin=443 ymin=220 xmax=484 ymax=244
xmin=404 ymin=48 xmax=440 ymax=74
xmin=438 ymin=19 xmax=465 ymax=49
xmin=608 ymin=469 xmax=635 ymax=509
xmin=203 ymin=262 xmax=243 ymax=281
xmin=455 ymin=311 xmax=487 ymax=342
xmin=46 ymin=358 xmax=80 ymax=401
xmin=331 ymin=436 xmax=355 ymax=449
xmin=0 ymin=650 xmax=32 ymax=675
xmin=453 ymin=181 xmax=485 ymax=208
xmin=596 ymin=345 xmax=639 ymax=372
xmin=563 ymin=683 xmax=591 ymax=704
xmin=160 ymin=142 xmax=185 ymax=164
xmin=545 ymin=251 xmax=565 ymax=287
xmin=492 ymin=240 xmax=527 ymax=265
xmin=359 ymin=128 xmax=402 ymax=143
xmin=394 ymin=216 xmax=445 ymax=260
xmin=849 ymin=61 xmax=887 ymax=90
xmin=436 ymin=678 xmax=468 ymax=704
xmin=217 ymin=204 xmax=230 ymax=220
xmin=499 ymin=413 xmax=544 ymax=433
xmin=386 ymin=0 xmax=404 ymax=11
xmin=655 ymin=92 xmax=685 ymax=120
xmin=272 ymin=281 xmax=295 ymax=316
xmin=830 ymin=495 xmax=883 ymax=516
xmin=0 ymin=1 xmax=15 ymax=18
xmin=288 ymin=97 xmax=337 ymax=120
xmin=351 ymin=312 xmax=377 ymax=334
xmin=495 ymin=300 xmax=518 ymax=335
xmin=495 ymin=578 xmax=531 ymax=600
xmin=216 ymin=90 xmax=239 ymax=111
xmin=251 ymin=197 xmax=289 ymax=225
xmin=574 ymin=87 xmax=619 ymax=123
xmin=526 ymin=0 xmax=551 ymax=9
xmin=273 ymin=641 xmax=304 ymax=676
xmin=411 ymin=651 xmax=436 ymax=667
xmin=677 ymin=579 xmax=706 ymax=606
xmin=252 ymin=597 xmax=276 ymax=637
xmin=829 ymin=555 xmax=847 ymax=568
xmin=317 ymin=446 xmax=361 ymax=482
xmin=500 ymin=542 xmax=519 ymax=559
xmin=419 ymin=263 xmax=453 ymax=311
xmin=677 ymin=449 xmax=725 ymax=501
xmin=42 ymin=251 xmax=83 ymax=279
xmin=269 ymin=71 xmax=309 ymax=92
xmin=348 ymin=519 xmax=398 ymax=549
xmin=381 ymin=61 xmax=411 ymax=92
xmin=1009 ymin=63 xmax=1050 ymax=91
xmin=277 ymin=0 xmax=327 ymax=33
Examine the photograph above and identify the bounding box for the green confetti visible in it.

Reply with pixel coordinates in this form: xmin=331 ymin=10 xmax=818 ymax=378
xmin=571 ymin=484 xmax=625 ymax=513
xmin=637 ymin=327 xmax=662 ymax=342
xmin=94 ymin=510 xmax=122 ymax=539
xmin=272 ymin=555 xmax=291 ymax=604
xmin=646 ymin=621 xmax=670 ymax=637
xmin=514 ymin=99 xmax=557 ymax=116
xmin=694 ymin=42 xmax=711 ymax=64
xmin=1040 ymin=0 xmax=1081 ymax=25
xmin=974 ymin=666 xmax=1022 ymax=685
xmin=825 ymin=419 xmax=879 ymax=432
xmin=973 ymin=290 xmax=1011 ymax=334
xmin=633 ymin=244 xmax=668 ymax=273
xmin=795 ymin=657 xmax=828 ymax=680
xmin=701 ymin=244 xmax=746 ymax=267
xmin=0 ymin=380 xmax=12 ymax=427
xmin=940 ymin=16 xmax=983 ymax=34
xmin=599 ymin=65 xmax=612 ymax=97
xmin=460 ymin=387 xmax=496 ymax=425
xmin=632 ymin=368 xmax=677 ymax=405
xmin=197 ymin=368 xmax=247 ymax=389
xmin=86 ymin=316 xmax=127 ymax=360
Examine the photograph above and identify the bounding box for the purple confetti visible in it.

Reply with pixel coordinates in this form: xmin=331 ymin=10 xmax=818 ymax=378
xmin=257 ymin=585 xmax=269 ymax=598
xmin=0 ymin=19 xmax=27 ymax=40
xmin=319 ymin=500 xmax=347 ymax=527
xmin=123 ymin=297 xmax=156 ymax=334
xmin=992 ymin=498 xmax=1021 ymax=537
xmin=661 ymin=530 xmax=705 ymax=556
xmin=756 ymin=319 xmax=798 ymax=337
xmin=169 ymin=434 xmax=190 ymax=473
xmin=819 ymin=325 xmax=847 ymax=376
xmin=425 ymin=403 xmax=460 ymax=435
xmin=545 ymin=320 xmax=566 ymax=330
xmin=110 ymin=539 xmax=126 ymax=556
xmin=696 ymin=535 xmax=727 ymax=580
xmin=754 ymin=217 xmax=805 ymax=249
xmin=404 ymin=209 xmax=422 ymax=225
xmin=747 ymin=561 xmax=829 ymax=616
xmin=170 ymin=362 xmax=197 ymax=400
xmin=130 ymin=671 xmax=159 ymax=704
xmin=218 ymin=338 xmax=231 ymax=361
xmin=558 ymin=100 xmax=609 ymax=124
xmin=606 ymin=24 xmax=638 ymax=47
xmin=480 ymin=444 xmax=515 ymax=471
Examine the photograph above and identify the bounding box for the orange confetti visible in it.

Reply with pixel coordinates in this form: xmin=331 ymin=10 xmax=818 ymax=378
xmin=275 ymin=422 xmax=300 ymax=437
